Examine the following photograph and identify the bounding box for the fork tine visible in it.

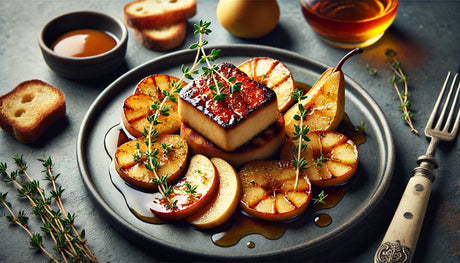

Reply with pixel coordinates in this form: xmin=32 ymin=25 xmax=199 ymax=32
xmin=439 ymin=72 xmax=460 ymax=133
xmin=435 ymin=73 xmax=454 ymax=131
xmin=447 ymin=73 xmax=460 ymax=134
xmin=427 ymin=72 xmax=451 ymax=130
xmin=428 ymin=72 xmax=460 ymax=134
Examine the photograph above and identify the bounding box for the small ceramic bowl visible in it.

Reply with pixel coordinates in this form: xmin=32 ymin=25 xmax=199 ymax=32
xmin=39 ymin=10 xmax=128 ymax=79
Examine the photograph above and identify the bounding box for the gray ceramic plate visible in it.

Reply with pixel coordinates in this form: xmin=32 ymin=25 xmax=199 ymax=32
xmin=77 ymin=44 xmax=394 ymax=259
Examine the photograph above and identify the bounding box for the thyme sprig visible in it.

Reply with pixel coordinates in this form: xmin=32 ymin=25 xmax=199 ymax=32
xmin=203 ymin=65 xmax=243 ymax=101
xmin=185 ymin=183 xmax=198 ymax=196
xmin=311 ymin=190 xmax=328 ymax=205
xmin=0 ymin=155 xmax=97 ymax=262
xmin=290 ymin=89 xmax=310 ymax=189
xmin=139 ymin=20 xmax=226 ymax=208
xmin=385 ymin=49 xmax=418 ymax=134
xmin=0 ymin=192 xmax=59 ymax=262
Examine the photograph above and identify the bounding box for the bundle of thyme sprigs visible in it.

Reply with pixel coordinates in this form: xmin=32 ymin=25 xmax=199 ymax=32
xmin=0 ymin=155 xmax=97 ymax=262
xmin=385 ymin=49 xmax=418 ymax=134
xmin=137 ymin=20 xmax=242 ymax=209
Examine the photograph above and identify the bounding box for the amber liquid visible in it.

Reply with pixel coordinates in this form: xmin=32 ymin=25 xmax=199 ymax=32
xmin=300 ymin=0 xmax=398 ymax=48
xmin=52 ymin=29 xmax=117 ymax=57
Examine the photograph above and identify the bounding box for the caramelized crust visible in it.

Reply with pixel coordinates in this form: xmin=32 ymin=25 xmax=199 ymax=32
xmin=179 ymin=62 xmax=278 ymax=151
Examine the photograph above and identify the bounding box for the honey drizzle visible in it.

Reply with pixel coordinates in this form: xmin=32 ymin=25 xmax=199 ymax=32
xmin=105 ymin=124 xmax=164 ymax=224
xmin=314 ymin=214 xmax=332 ymax=227
xmin=339 ymin=113 xmax=367 ymax=146
xmin=211 ymin=212 xmax=285 ymax=247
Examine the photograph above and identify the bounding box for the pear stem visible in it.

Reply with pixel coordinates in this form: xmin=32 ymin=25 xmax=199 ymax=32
xmin=333 ymin=48 xmax=363 ymax=73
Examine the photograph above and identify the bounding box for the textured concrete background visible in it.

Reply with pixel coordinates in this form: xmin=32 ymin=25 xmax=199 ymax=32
xmin=0 ymin=0 xmax=459 ymax=262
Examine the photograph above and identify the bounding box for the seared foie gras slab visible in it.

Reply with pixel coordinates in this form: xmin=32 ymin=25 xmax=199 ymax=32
xmin=179 ymin=62 xmax=278 ymax=151
xmin=181 ymin=112 xmax=285 ymax=167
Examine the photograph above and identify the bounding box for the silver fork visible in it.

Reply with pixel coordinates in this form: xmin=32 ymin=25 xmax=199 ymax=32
xmin=374 ymin=72 xmax=460 ymax=263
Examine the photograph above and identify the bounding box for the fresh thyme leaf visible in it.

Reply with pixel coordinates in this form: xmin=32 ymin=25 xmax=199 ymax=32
xmin=194 ymin=20 xmax=212 ymax=35
xmin=14 ymin=155 xmax=27 ymax=169
xmin=164 ymin=185 xmax=174 ymax=197
xmin=189 ymin=43 xmax=199 ymax=49
xmin=17 ymin=210 xmax=29 ymax=225
xmin=366 ymin=64 xmax=377 ymax=76
xmin=167 ymin=200 xmax=178 ymax=210
xmin=292 ymin=157 xmax=308 ymax=171
xmin=0 ymin=162 xmax=7 ymax=175
xmin=290 ymin=88 xmax=307 ymax=101
xmin=30 ymin=233 xmax=43 ymax=249
xmin=315 ymin=154 xmax=325 ymax=167
xmin=207 ymin=49 xmax=220 ymax=61
xmin=50 ymin=186 xmax=64 ymax=198
xmin=213 ymin=92 xmax=227 ymax=101
xmin=0 ymin=192 xmax=7 ymax=201
xmin=160 ymin=106 xmax=170 ymax=116
xmin=80 ymin=229 xmax=86 ymax=239
xmin=151 ymin=100 xmax=160 ymax=110
xmin=229 ymin=81 xmax=242 ymax=94
xmin=312 ymin=190 xmax=328 ymax=205
xmin=185 ymin=183 xmax=198 ymax=196
xmin=161 ymin=143 xmax=174 ymax=156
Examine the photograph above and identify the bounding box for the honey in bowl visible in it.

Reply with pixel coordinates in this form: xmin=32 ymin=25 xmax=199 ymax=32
xmin=300 ymin=0 xmax=398 ymax=48
xmin=51 ymin=29 xmax=117 ymax=57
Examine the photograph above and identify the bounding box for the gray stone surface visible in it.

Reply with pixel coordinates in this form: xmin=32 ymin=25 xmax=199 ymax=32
xmin=0 ymin=0 xmax=459 ymax=262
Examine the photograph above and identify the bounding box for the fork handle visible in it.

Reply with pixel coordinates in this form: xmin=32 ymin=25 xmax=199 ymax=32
xmin=374 ymin=161 xmax=435 ymax=263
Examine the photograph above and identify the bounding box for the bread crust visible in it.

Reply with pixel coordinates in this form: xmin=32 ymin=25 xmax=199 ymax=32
xmin=132 ymin=21 xmax=187 ymax=51
xmin=123 ymin=0 xmax=196 ymax=29
xmin=0 ymin=80 xmax=65 ymax=143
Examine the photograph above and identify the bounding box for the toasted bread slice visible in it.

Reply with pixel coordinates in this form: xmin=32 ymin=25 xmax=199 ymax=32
xmin=123 ymin=0 xmax=196 ymax=29
xmin=132 ymin=21 xmax=187 ymax=51
xmin=0 ymin=80 xmax=65 ymax=143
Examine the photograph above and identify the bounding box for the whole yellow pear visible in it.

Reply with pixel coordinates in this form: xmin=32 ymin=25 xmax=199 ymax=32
xmin=216 ymin=0 xmax=280 ymax=39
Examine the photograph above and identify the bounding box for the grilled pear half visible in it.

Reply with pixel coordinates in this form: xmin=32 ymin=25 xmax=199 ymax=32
xmin=284 ymin=48 xmax=362 ymax=137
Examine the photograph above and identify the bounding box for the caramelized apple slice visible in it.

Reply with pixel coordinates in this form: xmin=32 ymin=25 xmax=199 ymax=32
xmin=122 ymin=74 xmax=185 ymax=138
xmin=238 ymin=57 xmax=295 ymax=112
xmin=239 ymin=160 xmax=312 ymax=222
xmin=150 ymin=154 xmax=219 ymax=220
xmin=187 ymin=158 xmax=242 ymax=228
xmin=134 ymin=74 xmax=186 ymax=97
xmin=280 ymin=131 xmax=358 ymax=187
xmin=114 ymin=134 xmax=188 ymax=190
xmin=122 ymin=93 xmax=180 ymax=138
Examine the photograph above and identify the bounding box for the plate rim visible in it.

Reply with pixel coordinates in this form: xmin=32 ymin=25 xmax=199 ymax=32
xmin=76 ymin=44 xmax=395 ymax=259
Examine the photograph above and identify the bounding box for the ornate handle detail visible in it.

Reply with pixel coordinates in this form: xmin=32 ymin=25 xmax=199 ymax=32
xmin=375 ymin=241 xmax=412 ymax=263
